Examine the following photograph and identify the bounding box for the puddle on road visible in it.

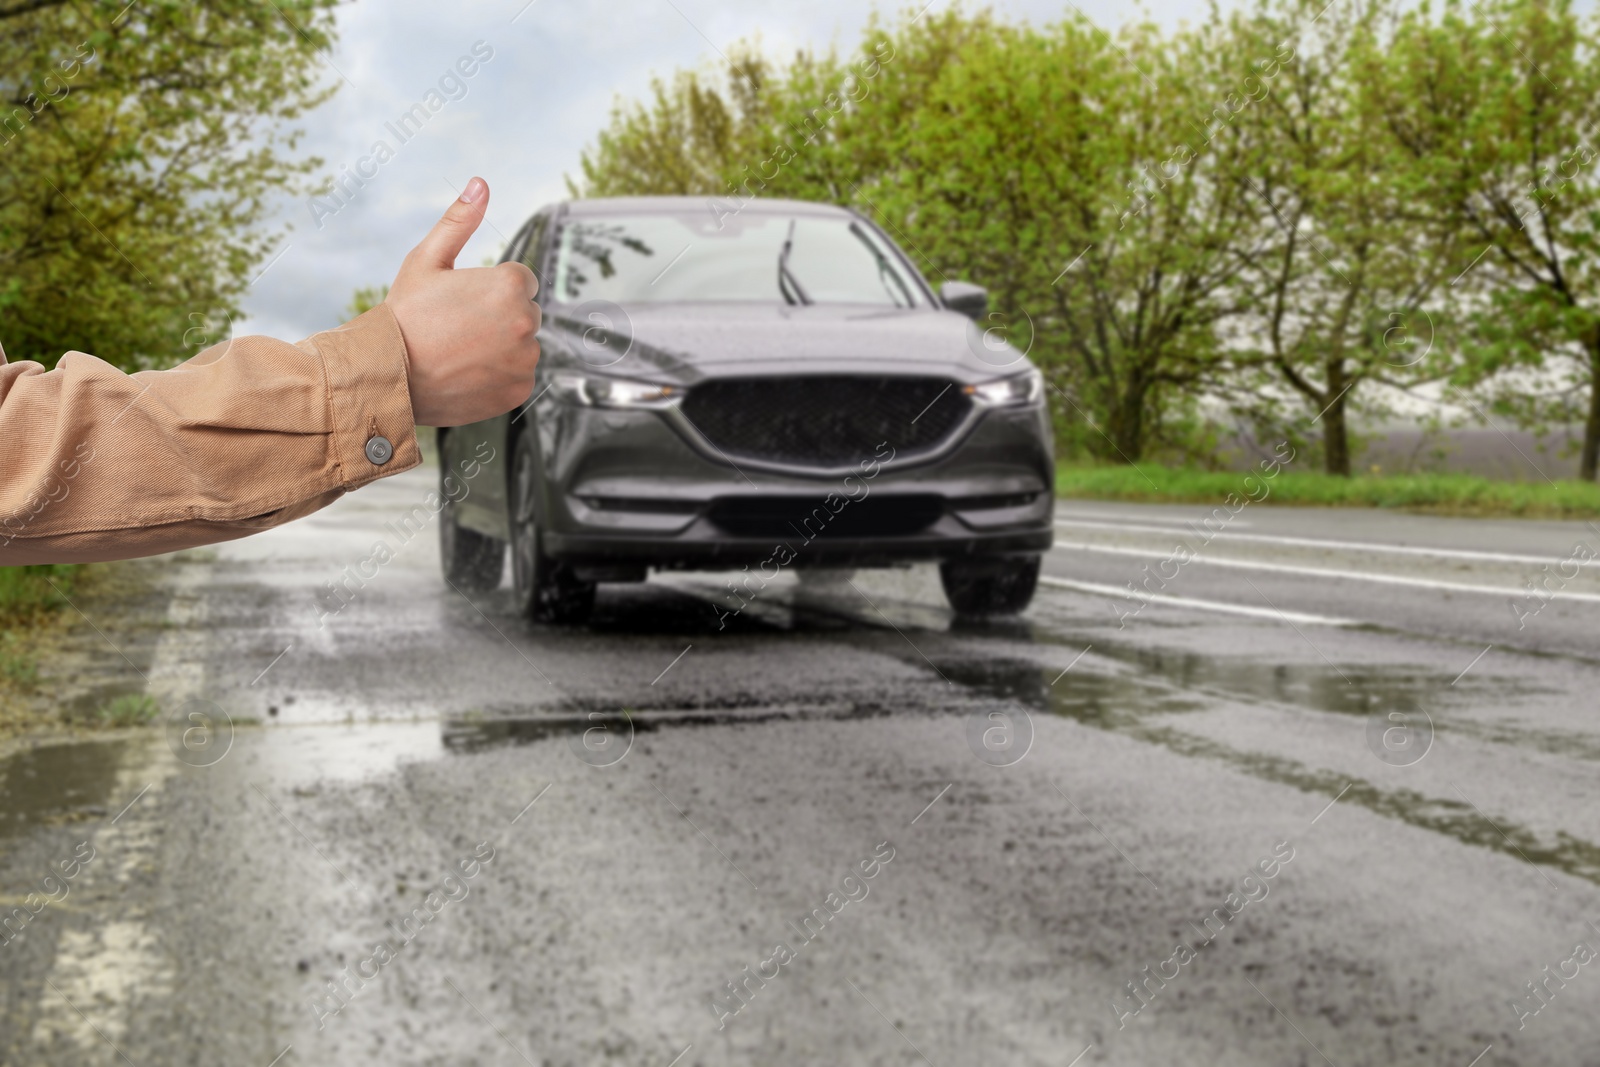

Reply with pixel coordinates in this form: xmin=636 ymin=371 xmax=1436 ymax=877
xmin=938 ymin=656 xmax=1203 ymax=729
xmin=1047 ymin=634 xmax=1600 ymax=762
xmin=0 ymin=724 xmax=445 ymax=842
xmin=940 ymin=649 xmax=1600 ymax=888
xmin=0 ymin=738 xmax=130 ymax=842
xmin=241 ymin=722 xmax=442 ymax=789
xmin=1036 ymin=638 xmax=1541 ymax=722
xmin=783 ymin=581 xmax=1600 ymax=761
xmin=440 ymin=703 xmax=897 ymax=754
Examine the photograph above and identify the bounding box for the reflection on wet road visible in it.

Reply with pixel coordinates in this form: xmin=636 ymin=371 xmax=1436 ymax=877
xmin=5 ymin=468 xmax=1600 ymax=1066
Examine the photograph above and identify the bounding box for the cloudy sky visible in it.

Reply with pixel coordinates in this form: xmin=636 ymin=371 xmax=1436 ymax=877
xmin=242 ymin=0 xmax=1211 ymax=341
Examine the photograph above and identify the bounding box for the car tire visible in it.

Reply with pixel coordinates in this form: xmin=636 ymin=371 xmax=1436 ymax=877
xmin=939 ymin=555 xmax=1040 ymax=616
xmin=509 ymin=433 xmax=595 ymax=625
xmin=440 ymin=470 xmax=505 ymax=593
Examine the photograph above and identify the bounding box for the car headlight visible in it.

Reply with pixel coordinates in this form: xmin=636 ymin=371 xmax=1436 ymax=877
xmin=548 ymin=373 xmax=680 ymax=409
xmin=965 ymin=368 xmax=1043 ymax=407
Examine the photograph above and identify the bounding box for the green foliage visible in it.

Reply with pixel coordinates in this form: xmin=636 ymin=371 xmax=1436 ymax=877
xmin=1 ymin=565 xmax=80 ymax=703
xmin=1057 ymin=463 xmax=1600 ymax=517
xmin=0 ymin=0 xmax=340 ymax=372
xmin=0 ymin=563 xmax=78 ymax=626
xmin=842 ymin=16 xmax=1254 ymax=464
xmin=1379 ymin=0 xmax=1600 ymax=477
xmin=0 ymin=631 xmax=39 ymax=685
xmin=346 ymin=285 xmax=389 ymax=320
xmin=94 ymin=692 xmax=160 ymax=727
xmin=569 ymin=46 xmax=776 ymax=198
xmin=1216 ymin=0 xmax=1467 ymax=474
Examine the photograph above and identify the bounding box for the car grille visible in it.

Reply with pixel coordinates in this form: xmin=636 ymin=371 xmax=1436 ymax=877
xmin=706 ymin=495 xmax=944 ymax=539
xmin=678 ymin=375 xmax=970 ymax=469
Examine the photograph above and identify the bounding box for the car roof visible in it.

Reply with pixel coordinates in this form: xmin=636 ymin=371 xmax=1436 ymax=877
xmin=559 ymin=195 xmax=855 ymax=218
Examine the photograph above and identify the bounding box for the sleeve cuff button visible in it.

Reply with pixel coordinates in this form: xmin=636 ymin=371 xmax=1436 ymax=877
xmin=365 ymin=435 xmax=394 ymax=466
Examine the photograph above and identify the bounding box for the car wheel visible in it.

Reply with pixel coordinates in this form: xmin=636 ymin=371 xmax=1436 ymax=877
xmin=509 ymin=433 xmax=595 ymax=624
xmin=440 ymin=470 xmax=504 ymax=593
xmin=939 ymin=555 xmax=1040 ymax=616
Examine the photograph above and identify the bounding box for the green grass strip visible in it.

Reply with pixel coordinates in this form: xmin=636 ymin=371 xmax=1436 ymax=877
xmin=0 ymin=563 xmax=80 ymax=629
xmin=1057 ymin=465 xmax=1600 ymax=519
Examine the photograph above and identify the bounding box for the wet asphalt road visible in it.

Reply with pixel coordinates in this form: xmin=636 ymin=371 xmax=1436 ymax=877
xmin=5 ymin=464 xmax=1600 ymax=1066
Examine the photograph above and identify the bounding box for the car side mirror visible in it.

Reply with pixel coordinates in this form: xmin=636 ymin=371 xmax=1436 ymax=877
xmin=940 ymin=281 xmax=988 ymax=321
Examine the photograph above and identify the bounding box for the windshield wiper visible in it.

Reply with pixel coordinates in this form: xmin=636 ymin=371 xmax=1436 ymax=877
xmin=849 ymin=220 xmax=913 ymax=308
xmin=778 ymin=219 xmax=812 ymax=307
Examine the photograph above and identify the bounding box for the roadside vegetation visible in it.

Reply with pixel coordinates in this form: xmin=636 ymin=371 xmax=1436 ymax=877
xmin=0 ymin=563 xmax=168 ymax=742
xmin=0 ymin=564 xmax=80 ymax=737
xmin=0 ymin=564 xmax=79 ymax=636
xmin=1057 ymin=465 xmax=1600 ymax=518
xmin=88 ymin=693 xmax=161 ymax=728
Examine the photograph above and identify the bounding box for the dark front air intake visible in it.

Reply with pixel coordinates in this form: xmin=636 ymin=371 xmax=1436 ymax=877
xmin=679 ymin=375 xmax=969 ymax=469
xmin=707 ymin=495 xmax=944 ymax=539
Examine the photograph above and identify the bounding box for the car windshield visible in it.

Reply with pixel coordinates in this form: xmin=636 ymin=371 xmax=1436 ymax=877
xmin=550 ymin=211 xmax=929 ymax=307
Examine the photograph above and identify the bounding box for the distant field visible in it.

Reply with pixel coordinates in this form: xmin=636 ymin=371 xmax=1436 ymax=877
xmin=1056 ymin=465 xmax=1600 ymax=520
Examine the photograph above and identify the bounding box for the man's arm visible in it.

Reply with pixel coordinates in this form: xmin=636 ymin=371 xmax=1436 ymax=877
xmin=0 ymin=177 xmax=540 ymax=564
xmin=0 ymin=306 xmax=420 ymax=563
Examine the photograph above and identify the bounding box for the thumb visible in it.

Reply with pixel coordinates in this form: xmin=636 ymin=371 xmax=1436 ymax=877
xmin=405 ymin=177 xmax=490 ymax=272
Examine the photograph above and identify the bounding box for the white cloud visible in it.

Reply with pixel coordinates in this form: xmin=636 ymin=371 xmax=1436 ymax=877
xmin=240 ymin=0 xmax=1209 ymax=339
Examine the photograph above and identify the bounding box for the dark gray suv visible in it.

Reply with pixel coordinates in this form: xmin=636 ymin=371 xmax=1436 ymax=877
xmin=437 ymin=196 xmax=1054 ymax=623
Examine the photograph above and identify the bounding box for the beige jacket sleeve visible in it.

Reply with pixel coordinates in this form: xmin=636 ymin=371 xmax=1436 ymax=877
xmin=0 ymin=305 xmax=422 ymax=564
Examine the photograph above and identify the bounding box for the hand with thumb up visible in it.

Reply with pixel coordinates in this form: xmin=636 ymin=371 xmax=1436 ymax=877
xmin=387 ymin=177 xmax=541 ymax=427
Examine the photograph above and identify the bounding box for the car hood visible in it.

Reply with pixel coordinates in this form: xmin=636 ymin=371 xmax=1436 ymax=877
xmin=539 ymin=302 xmax=1033 ymax=384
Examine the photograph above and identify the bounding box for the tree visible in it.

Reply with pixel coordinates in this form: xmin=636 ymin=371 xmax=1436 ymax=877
xmin=1385 ymin=0 xmax=1600 ymax=479
xmin=569 ymin=48 xmax=775 ymax=199
xmin=841 ymin=15 xmax=1267 ymax=462
xmin=1222 ymin=0 xmax=1465 ymax=475
xmin=0 ymin=0 xmax=338 ymax=371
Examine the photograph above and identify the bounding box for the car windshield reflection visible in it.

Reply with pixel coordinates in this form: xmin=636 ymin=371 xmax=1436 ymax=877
xmin=552 ymin=212 xmax=928 ymax=307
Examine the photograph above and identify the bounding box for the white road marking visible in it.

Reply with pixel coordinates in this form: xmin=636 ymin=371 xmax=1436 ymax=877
xmin=30 ymin=561 xmax=210 ymax=1058
xmin=144 ymin=561 xmax=214 ymax=706
xmin=1050 ymin=540 xmax=1600 ymax=603
xmin=1038 ymin=576 xmax=1360 ymax=626
xmin=1054 ymin=517 xmax=1596 ymax=568
xmin=1061 ymin=511 xmax=1256 ymax=528
xmin=31 ymin=760 xmax=177 ymax=1058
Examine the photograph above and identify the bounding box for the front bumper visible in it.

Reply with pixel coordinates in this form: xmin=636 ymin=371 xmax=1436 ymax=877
xmin=534 ymin=400 xmax=1054 ymax=571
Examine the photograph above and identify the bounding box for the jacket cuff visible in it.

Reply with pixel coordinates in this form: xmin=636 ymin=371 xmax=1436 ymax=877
xmin=315 ymin=304 xmax=422 ymax=488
